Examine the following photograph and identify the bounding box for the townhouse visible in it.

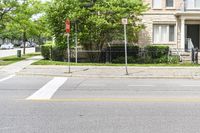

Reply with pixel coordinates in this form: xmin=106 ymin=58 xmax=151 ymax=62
xmin=139 ymin=0 xmax=200 ymax=52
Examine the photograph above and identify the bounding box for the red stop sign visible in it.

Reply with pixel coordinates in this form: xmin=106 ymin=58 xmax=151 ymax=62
xmin=65 ymin=19 xmax=70 ymax=33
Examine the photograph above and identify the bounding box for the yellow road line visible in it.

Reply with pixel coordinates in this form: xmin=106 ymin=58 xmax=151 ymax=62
xmin=26 ymin=98 xmax=200 ymax=102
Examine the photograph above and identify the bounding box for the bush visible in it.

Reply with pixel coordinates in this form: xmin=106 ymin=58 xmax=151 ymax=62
xmin=41 ymin=44 xmax=52 ymax=60
xmin=168 ymin=55 xmax=180 ymax=64
xmin=112 ymin=56 xmax=137 ymax=64
xmin=41 ymin=41 xmax=66 ymax=61
xmin=136 ymin=56 xmax=153 ymax=64
xmin=109 ymin=45 xmax=139 ymax=60
xmin=154 ymin=56 xmax=168 ymax=63
xmin=51 ymin=46 xmax=65 ymax=61
xmin=145 ymin=45 xmax=169 ymax=59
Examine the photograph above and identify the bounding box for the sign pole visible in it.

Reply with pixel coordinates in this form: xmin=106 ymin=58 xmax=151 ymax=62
xmin=75 ymin=22 xmax=78 ymax=63
xmin=122 ymin=18 xmax=128 ymax=75
xmin=67 ymin=33 xmax=71 ymax=73
xmin=66 ymin=19 xmax=71 ymax=73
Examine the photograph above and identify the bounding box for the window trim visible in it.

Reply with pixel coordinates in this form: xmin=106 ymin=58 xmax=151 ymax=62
xmin=153 ymin=24 xmax=176 ymax=44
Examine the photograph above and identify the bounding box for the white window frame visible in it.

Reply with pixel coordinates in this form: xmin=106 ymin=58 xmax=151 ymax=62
xmin=152 ymin=0 xmax=162 ymax=9
xmin=153 ymin=24 xmax=176 ymax=44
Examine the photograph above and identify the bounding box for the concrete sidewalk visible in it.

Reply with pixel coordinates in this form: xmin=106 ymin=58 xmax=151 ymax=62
xmin=18 ymin=65 xmax=200 ymax=79
xmin=0 ymin=56 xmax=43 ymax=75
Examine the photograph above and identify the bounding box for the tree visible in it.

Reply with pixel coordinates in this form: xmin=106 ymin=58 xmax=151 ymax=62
xmin=47 ymin=0 xmax=147 ymax=50
xmin=0 ymin=0 xmax=19 ymax=30
xmin=2 ymin=0 xmax=50 ymax=54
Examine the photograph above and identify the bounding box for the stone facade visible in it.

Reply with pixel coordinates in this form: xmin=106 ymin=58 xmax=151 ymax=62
xmin=139 ymin=0 xmax=184 ymax=49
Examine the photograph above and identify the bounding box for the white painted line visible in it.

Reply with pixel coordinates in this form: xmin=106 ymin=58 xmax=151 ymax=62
xmin=182 ymin=85 xmax=200 ymax=87
xmin=26 ymin=77 xmax=68 ymax=100
xmin=0 ymin=75 xmax=15 ymax=82
xmin=128 ymin=85 xmax=154 ymax=87
xmin=81 ymin=84 xmax=106 ymax=87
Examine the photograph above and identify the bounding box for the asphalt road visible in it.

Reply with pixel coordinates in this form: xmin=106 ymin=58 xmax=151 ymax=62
xmin=0 ymin=48 xmax=35 ymax=58
xmin=1 ymin=74 xmax=200 ymax=133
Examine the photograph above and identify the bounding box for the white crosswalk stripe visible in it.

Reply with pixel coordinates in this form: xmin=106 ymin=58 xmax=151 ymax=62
xmin=0 ymin=75 xmax=15 ymax=82
xmin=26 ymin=77 xmax=68 ymax=100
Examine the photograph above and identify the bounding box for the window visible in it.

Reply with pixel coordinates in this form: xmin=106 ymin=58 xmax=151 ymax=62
xmin=153 ymin=25 xmax=175 ymax=43
xmin=153 ymin=0 xmax=162 ymax=9
xmin=186 ymin=0 xmax=200 ymax=9
xmin=166 ymin=0 xmax=173 ymax=7
xmin=169 ymin=25 xmax=175 ymax=41
xmin=195 ymin=0 xmax=200 ymax=8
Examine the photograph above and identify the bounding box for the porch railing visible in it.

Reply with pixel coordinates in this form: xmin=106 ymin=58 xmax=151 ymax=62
xmin=185 ymin=38 xmax=194 ymax=51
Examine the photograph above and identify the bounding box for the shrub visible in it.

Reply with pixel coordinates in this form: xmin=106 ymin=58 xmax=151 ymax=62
xmin=51 ymin=46 xmax=65 ymax=61
xmin=112 ymin=56 xmax=137 ymax=64
xmin=145 ymin=45 xmax=169 ymax=59
xmin=41 ymin=41 xmax=66 ymax=61
xmin=109 ymin=45 xmax=139 ymax=60
xmin=168 ymin=55 xmax=180 ymax=64
xmin=41 ymin=44 xmax=52 ymax=60
xmin=154 ymin=56 xmax=168 ymax=63
xmin=136 ymin=56 xmax=153 ymax=64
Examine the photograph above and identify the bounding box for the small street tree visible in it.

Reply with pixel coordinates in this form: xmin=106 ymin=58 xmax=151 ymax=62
xmin=0 ymin=0 xmax=50 ymax=54
xmin=47 ymin=0 xmax=147 ymax=50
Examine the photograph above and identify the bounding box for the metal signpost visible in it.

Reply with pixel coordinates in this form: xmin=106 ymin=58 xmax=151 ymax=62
xmin=66 ymin=19 xmax=71 ymax=73
xmin=75 ymin=22 xmax=78 ymax=63
xmin=122 ymin=18 xmax=128 ymax=75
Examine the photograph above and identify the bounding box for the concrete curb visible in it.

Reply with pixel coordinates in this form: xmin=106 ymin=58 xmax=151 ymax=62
xmin=16 ymin=72 xmax=200 ymax=79
xmin=30 ymin=65 xmax=200 ymax=69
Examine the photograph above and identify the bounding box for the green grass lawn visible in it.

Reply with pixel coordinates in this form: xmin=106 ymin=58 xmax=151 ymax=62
xmin=32 ymin=59 xmax=200 ymax=67
xmin=0 ymin=53 xmax=41 ymax=66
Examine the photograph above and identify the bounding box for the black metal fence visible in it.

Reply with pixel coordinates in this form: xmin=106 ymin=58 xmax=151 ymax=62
xmin=69 ymin=48 xmax=176 ymax=64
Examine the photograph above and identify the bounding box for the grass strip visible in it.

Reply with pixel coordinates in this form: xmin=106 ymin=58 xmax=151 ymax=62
xmin=32 ymin=59 xmax=200 ymax=67
xmin=0 ymin=52 xmax=41 ymax=66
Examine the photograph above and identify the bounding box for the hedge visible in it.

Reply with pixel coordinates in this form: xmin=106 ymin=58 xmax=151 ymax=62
xmin=145 ymin=45 xmax=169 ymax=59
xmin=41 ymin=41 xmax=66 ymax=61
xmin=106 ymin=45 xmax=139 ymax=61
xmin=41 ymin=43 xmax=179 ymax=64
xmin=41 ymin=45 xmax=52 ymax=60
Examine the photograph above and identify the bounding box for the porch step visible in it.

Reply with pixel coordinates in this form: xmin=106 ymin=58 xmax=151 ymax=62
xmin=181 ymin=52 xmax=200 ymax=63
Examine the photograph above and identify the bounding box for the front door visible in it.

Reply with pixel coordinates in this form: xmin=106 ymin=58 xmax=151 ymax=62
xmin=187 ymin=25 xmax=199 ymax=49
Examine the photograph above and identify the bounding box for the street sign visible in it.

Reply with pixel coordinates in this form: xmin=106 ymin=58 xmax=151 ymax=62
xmin=122 ymin=18 xmax=128 ymax=25
xmin=66 ymin=19 xmax=70 ymax=33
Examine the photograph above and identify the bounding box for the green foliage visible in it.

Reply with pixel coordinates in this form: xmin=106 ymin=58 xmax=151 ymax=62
xmin=41 ymin=42 xmax=53 ymax=60
xmin=109 ymin=45 xmax=139 ymax=61
xmin=136 ymin=56 xmax=153 ymax=64
xmin=0 ymin=53 xmax=40 ymax=66
xmin=112 ymin=56 xmax=137 ymax=64
xmin=41 ymin=41 xmax=65 ymax=61
xmin=154 ymin=56 xmax=168 ymax=63
xmin=112 ymin=45 xmax=172 ymax=64
xmin=51 ymin=46 xmax=65 ymax=61
xmin=168 ymin=55 xmax=180 ymax=64
xmin=0 ymin=0 xmax=50 ymax=46
xmin=145 ymin=45 xmax=169 ymax=59
xmin=46 ymin=0 xmax=147 ymax=49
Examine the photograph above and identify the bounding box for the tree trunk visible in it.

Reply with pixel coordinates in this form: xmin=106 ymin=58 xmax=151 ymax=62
xmin=23 ymin=31 xmax=26 ymax=55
